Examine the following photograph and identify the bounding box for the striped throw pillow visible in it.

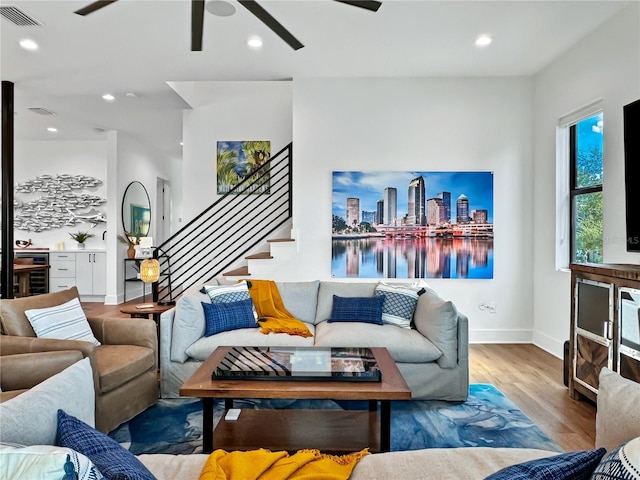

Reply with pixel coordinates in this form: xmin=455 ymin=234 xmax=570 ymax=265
xmin=25 ymin=297 xmax=100 ymax=346
xmin=202 ymin=281 xmax=258 ymax=321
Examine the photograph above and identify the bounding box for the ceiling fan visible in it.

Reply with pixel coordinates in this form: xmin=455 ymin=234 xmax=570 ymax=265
xmin=74 ymin=0 xmax=382 ymax=52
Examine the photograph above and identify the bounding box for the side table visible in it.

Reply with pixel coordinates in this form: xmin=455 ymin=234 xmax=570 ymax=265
xmin=119 ymin=302 xmax=174 ymax=323
xmin=120 ymin=303 xmax=174 ymax=368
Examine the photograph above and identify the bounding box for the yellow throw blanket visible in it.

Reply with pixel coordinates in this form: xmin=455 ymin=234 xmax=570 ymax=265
xmin=199 ymin=448 xmax=369 ymax=480
xmin=247 ymin=280 xmax=313 ymax=338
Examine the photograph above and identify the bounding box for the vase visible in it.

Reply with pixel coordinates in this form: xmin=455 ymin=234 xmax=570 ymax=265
xmin=77 ymin=242 xmax=85 ymax=250
xmin=127 ymin=245 xmax=136 ymax=259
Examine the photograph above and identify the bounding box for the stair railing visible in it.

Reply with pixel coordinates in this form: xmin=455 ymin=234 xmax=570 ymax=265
xmin=152 ymin=142 xmax=293 ymax=304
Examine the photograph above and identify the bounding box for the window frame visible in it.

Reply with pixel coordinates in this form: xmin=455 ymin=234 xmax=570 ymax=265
xmin=568 ymin=113 xmax=603 ymax=264
xmin=556 ymin=99 xmax=603 ymax=271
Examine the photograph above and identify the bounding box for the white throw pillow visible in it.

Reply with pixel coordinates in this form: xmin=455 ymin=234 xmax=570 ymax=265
xmin=0 ymin=358 xmax=95 ymax=446
xmin=0 ymin=444 xmax=104 ymax=480
xmin=374 ymin=282 xmax=427 ymax=329
xmin=596 ymin=368 xmax=640 ymax=451
xmin=25 ymin=297 xmax=100 ymax=346
xmin=203 ymin=281 xmax=258 ymax=320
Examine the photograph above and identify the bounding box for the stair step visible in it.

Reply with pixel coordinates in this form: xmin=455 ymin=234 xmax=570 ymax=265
xmin=267 ymin=238 xmax=295 ymax=243
xmin=223 ymin=266 xmax=250 ymax=277
xmin=245 ymin=252 xmax=273 ymax=260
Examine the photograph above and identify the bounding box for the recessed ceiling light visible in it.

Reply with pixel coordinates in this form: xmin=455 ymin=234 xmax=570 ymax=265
xmin=102 ymin=93 xmax=115 ymax=101
xmin=475 ymin=34 xmax=494 ymax=47
xmin=206 ymin=0 xmax=236 ymax=17
xmin=247 ymin=36 xmax=263 ymax=48
xmin=125 ymin=92 xmax=137 ymax=98
xmin=19 ymin=39 xmax=38 ymax=51
xmin=47 ymin=127 xmax=57 ymax=133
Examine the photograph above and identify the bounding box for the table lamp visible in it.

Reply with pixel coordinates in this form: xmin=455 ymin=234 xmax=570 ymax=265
xmin=140 ymin=258 xmax=175 ymax=306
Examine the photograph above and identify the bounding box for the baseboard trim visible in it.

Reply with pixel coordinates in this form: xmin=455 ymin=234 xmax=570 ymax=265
xmin=470 ymin=329 xmax=565 ymax=360
xmin=470 ymin=329 xmax=533 ymax=344
xmin=532 ymin=331 xmax=564 ymax=359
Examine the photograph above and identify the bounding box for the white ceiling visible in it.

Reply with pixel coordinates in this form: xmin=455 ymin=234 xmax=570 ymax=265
xmin=0 ymin=0 xmax=632 ymax=160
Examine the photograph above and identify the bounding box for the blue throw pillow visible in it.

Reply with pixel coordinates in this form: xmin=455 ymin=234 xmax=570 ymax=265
xmin=484 ymin=448 xmax=606 ymax=480
xmin=328 ymin=295 xmax=384 ymax=325
xmin=202 ymin=298 xmax=258 ymax=337
xmin=56 ymin=410 xmax=155 ymax=480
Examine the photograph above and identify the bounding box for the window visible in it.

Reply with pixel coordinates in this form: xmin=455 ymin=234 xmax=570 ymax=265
xmin=570 ymin=112 xmax=603 ymax=264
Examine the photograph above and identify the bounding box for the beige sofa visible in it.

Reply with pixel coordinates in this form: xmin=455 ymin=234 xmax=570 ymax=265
xmin=2 ymin=353 xmax=637 ymax=480
xmin=161 ymin=280 xmax=469 ymax=402
xmin=0 ymin=287 xmax=159 ymax=433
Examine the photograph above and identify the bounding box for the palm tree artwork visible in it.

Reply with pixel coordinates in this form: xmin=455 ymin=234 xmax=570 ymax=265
xmin=216 ymin=141 xmax=271 ymax=195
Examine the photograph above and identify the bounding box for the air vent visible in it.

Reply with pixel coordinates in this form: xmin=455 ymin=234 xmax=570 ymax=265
xmin=0 ymin=5 xmax=42 ymax=26
xmin=28 ymin=107 xmax=56 ymax=116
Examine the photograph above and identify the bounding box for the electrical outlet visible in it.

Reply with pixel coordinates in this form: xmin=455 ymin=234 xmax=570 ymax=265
xmin=478 ymin=302 xmax=497 ymax=313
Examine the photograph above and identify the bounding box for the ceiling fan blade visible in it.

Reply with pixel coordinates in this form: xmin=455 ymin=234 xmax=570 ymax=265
xmin=74 ymin=0 xmax=118 ymax=16
xmin=191 ymin=0 xmax=205 ymax=51
xmin=238 ymin=0 xmax=304 ymax=51
xmin=333 ymin=0 xmax=382 ymax=12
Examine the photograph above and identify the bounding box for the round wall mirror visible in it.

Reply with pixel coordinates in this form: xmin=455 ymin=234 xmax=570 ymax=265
xmin=121 ymin=181 xmax=151 ymax=238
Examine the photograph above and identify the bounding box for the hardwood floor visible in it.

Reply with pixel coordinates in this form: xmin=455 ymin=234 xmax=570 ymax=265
xmin=470 ymin=343 xmax=595 ymax=451
xmin=84 ymin=301 xmax=596 ymax=452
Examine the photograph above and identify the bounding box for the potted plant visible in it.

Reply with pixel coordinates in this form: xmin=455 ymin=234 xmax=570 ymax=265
xmin=69 ymin=231 xmax=94 ymax=249
xmin=118 ymin=232 xmax=138 ymax=259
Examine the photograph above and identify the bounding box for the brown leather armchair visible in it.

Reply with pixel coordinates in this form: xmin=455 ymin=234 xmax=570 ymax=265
xmin=0 ymin=350 xmax=84 ymax=402
xmin=0 ymin=287 xmax=158 ymax=433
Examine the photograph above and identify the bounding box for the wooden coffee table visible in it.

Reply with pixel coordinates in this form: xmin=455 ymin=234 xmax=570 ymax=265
xmin=179 ymin=346 xmax=411 ymax=454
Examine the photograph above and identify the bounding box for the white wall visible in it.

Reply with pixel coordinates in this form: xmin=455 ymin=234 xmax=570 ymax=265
xmin=105 ymin=132 xmax=175 ymax=304
xmin=290 ymin=77 xmax=535 ymax=343
xmin=12 ymin=134 xmax=174 ymax=304
xmin=532 ymin=3 xmax=640 ymax=358
xmin=179 ymin=81 xmax=293 ymax=225
xmin=14 ymin=139 xmax=108 ymax=250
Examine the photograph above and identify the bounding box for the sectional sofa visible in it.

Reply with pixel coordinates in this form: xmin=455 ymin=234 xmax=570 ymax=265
xmin=160 ymin=279 xmax=469 ymax=401
xmin=1 ymin=353 xmax=639 ymax=479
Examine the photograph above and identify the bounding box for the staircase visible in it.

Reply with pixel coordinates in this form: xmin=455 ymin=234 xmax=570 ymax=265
xmin=153 ymin=143 xmax=293 ymax=304
xmin=222 ymin=237 xmax=296 ymax=279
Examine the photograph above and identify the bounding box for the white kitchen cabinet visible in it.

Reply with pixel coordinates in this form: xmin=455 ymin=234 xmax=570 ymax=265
xmin=48 ymin=251 xmax=106 ymax=296
xmin=76 ymin=251 xmax=106 ymax=296
xmin=49 ymin=252 xmax=77 ymax=293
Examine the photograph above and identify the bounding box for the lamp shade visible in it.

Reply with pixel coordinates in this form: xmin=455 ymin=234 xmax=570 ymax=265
xmin=140 ymin=259 xmax=160 ymax=283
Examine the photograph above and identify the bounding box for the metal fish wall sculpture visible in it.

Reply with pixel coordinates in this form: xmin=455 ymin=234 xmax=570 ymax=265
xmin=14 ymin=174 xmax=107 ymax=232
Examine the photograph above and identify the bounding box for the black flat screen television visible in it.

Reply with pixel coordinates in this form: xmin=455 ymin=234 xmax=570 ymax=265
xmin=625 ymin=99 xmax=640 ymax=251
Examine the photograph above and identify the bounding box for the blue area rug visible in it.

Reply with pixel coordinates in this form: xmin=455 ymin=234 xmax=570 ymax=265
xmin=108 ymin=384 xmax=561 ymax=455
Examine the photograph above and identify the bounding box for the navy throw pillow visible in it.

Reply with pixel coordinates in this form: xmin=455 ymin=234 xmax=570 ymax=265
xmin=328 ymin=295 xmax=384 ymax=325
xmin=202 ymin=298 xmax=258 ymax=337
xmin=484 ymin=448 xmax=606 ymax=480
xmin=56 ymin=409 xmax=155 ymax=480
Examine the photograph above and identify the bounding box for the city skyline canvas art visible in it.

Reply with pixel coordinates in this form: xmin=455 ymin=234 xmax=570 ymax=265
xmin=332 ymin=171 xmax=494 ymax=279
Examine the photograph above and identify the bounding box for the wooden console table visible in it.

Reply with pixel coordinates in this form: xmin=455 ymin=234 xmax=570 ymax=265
xmin=569 ymin=263 xmax=640 ymax=402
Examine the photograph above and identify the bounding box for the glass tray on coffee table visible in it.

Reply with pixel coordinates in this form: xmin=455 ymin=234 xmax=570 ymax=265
xmin=212 ymin=346 xmax=381 ymax=382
